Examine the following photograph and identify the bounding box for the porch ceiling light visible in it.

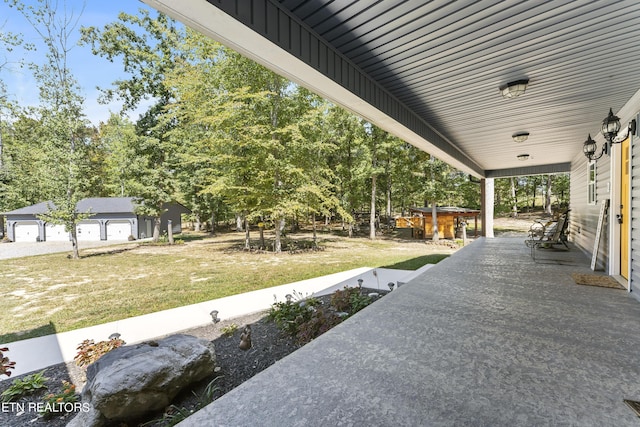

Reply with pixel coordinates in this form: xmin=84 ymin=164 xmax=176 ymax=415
xmin=512 ymin=132 xmax=529 ymax=143
xmin=499 ymin=79 xmax=529 ymax=99
xmin=517 ymin=154 xmax=529 ymax=161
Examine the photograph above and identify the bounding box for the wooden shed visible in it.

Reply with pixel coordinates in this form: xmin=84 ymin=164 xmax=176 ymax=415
xmin=396 ymin=207 xmax=480 ymax=240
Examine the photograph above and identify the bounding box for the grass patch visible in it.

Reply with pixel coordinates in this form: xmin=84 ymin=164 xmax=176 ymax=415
xmin=0 ymin=231 xmax=456 ymax=343
xmin=382 ymin=254 xmax=450 ymax=270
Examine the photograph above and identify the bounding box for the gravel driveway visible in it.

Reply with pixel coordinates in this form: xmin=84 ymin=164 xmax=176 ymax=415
xmin=0 ymin=240 xmax=137 ymax=260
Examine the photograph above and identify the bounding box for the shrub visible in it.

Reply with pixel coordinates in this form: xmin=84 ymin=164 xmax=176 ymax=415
xmin=268 ymin=293 xmax=320 ymax=336
xmin=330 ymin=287 xmax=358 ymax=312
xmin=1 ymin=371 xmax=48 ymax=402
xmin=0 ymin=347 xmax=16 ymax=377
xmin=349 ymin=292 xmax=372 ymax=313
xmin=74 ymin=337 xmax=126 ymax=368
xmin=40 ymin=381 xmax=78 ymax=418
xmin=296 ymin=309 xmax=342 ymax=344
xmin=330 ymin=287 xmax=371 ymax=313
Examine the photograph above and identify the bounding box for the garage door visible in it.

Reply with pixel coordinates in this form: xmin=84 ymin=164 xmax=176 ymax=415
xmin=13 ymin=222 xmax=40 ymax=242
xmin=76 ymin=221 xmax=101 ymax=241
xmin=106 ymin=221 xmax=131 ymax=240
xmin=45 ymin=223 xmax=69 ymax=242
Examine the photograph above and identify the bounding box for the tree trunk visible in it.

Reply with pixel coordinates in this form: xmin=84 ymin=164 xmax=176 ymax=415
xmin=386 ymin=180 xmax=392 ymax=218
xmin=152 ymin=217 xmax=161 ymax=243
xmin=274 ymin=217 xmax=284 ymax=253
xmin=194 ymin=216 xmax=201 ymax=232
xmin=370 ymin=174 xmax=377 ymax=240
xmin=544 ymin=175 xmax=553 ymax=215
xmin=70 ymin=225 xmax=80 ymax=259
xmin=244 ymin=217 xmax=250 ymax=250
xmin=259 ymin=221 xmax=265 ymax=249
xmin=236 ymin=214 xmax=244 ymax=232
xmin=210 ymin=212 xmax=216 ymax=235
xmin=312 ymin=212 xmax=318 ymax=249
xmin=168 ymin=219 xmax=174 ymax=244
xmin=431 ymin=203 xmax=439 ymax=241
xmin=510 ymin=177 xmax=518 ymax=218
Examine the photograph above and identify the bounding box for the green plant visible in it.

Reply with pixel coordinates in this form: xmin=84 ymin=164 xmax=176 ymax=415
xmin=220 ymin=323 xmax=238 ymax=337
xmin=331 ymin=286 xmax=373 ymax=314
xmin=141 ymin=377 xmax=219 ymax=427
xmin=296 ymin=309 xmax=342 ymax=344
xmin=349 ymin=292 xmax=372 ymax=313
xmin=1 ymin=371 xmax=48 ymax=402
xmin=40 ymin=381 xmax=79 ymax=418
xmin=74 ymin=337 xmax=125 ymax=368
xmin=0 ymin=347 xmax=16 ymax=377
xmin=268 ymin=292 xmax=320 ymax=336
xmin=330 ymin=287 xmax=359 ymax=312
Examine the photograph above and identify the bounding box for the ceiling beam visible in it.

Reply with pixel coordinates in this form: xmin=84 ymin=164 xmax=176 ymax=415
xmin=485 ymin=162 xmax=571 ymax=178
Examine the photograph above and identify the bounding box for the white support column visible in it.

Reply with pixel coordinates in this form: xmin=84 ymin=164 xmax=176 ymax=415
xmin=481 ymin=178 xmax=495 ymax=238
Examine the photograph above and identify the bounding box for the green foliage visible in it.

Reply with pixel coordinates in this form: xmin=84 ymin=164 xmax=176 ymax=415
xmin=296 ymin=308 xmax=342 ymax=344
xmin=74 ymin=337 xmax=125 ymax=368
xmin=40 ymin=381 xmax=78 ymax=418
xmin=349 ymin=292 xmax=372 ymax=313
xmin=330 ymin=287 xmax=371 ymax=313
xmin=1 ymin=371 xmax=48 ymax=402
xmin=141 ymin=377 xmax=219 ymax=427
xmin=220 ymin=324 xmax=238 ymax=337
xmin=0 ymin=347 xmax=16 ymax=377
xmin=267 ymin=293 xmax=320 ymax=336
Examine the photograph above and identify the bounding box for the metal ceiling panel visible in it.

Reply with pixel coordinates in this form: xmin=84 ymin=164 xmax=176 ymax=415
xmin=145 ymin=0 xmax=640 ymax=177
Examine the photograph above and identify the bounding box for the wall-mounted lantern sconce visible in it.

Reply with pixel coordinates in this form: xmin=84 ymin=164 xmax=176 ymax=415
xmin=583 ymin=108 xmax=623 ymax=161
xmin=601 ymin=108 xmax=621 ymax=145
xmin=500 ymin=79 xmax=529 ymax=99
xmin=582 ymin=134 xmax=602 ymax=161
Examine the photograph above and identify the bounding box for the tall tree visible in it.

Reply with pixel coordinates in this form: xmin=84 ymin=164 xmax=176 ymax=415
xmin=8 ymin=0 xmax=91 ymax=259
xmin=81 ymin=9 xmax=186 ymax=241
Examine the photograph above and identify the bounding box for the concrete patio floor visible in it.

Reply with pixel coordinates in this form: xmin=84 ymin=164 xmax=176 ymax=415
xmin=182 ymin=237 xmax=640 ymax=426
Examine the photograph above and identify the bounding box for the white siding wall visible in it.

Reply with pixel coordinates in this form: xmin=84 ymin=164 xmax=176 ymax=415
xmin=570 ymin=152 xmax=611 ymax=270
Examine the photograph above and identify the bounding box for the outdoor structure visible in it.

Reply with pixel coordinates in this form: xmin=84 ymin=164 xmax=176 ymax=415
xmin=3 ymin=197 xmax=189 ymax=243
xmin=396 ymin=207 xmax=480 ymax=239
xmin=143 ymin=0 xmax=640 ymax=300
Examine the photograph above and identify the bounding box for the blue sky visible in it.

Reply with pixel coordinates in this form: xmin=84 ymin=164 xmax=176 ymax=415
xmin=0 ymin=0 xmax=163 ymax=125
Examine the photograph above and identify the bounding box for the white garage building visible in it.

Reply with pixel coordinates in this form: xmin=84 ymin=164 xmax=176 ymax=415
xmin=3 ymin=197 xmax=189 ymax=243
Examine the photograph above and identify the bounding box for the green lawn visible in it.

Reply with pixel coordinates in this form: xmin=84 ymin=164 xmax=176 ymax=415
xmin=0 ymin=231 xmax=457 ymax=343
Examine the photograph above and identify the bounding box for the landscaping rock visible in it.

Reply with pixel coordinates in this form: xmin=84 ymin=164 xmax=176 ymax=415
xmin=67 ymin=334 xmax=216 ymax=427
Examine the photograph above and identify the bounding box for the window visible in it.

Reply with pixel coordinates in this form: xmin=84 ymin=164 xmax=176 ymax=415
xmin=588 ymin=161 xmax=597 ymax=204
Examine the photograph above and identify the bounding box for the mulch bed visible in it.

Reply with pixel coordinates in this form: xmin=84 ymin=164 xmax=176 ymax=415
xmin=0 ymin=288 xmax=386 ymax=427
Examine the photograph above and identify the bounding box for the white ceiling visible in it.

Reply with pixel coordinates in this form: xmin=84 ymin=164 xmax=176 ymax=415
xmin=143 ymin=0 xmax=640 ymax=178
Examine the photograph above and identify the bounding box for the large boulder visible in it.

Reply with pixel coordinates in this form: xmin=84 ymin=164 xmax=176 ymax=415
xmin=67 ymin=334 xmax=216 ymax=427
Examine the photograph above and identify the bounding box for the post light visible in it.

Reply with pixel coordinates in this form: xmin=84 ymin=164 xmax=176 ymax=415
xmin=210 ymin=310 xmax=220 ymax=324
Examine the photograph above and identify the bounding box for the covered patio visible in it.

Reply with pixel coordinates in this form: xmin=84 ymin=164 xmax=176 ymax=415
xmin=183 ymin=238 xmax=640 ymax=426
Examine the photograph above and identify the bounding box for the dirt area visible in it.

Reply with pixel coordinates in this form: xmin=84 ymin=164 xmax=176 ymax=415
xmin=493 ymin=212 xmax=550 ymax=237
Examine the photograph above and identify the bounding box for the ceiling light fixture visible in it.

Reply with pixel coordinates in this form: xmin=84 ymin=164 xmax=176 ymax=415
xmin=512 ymin=132 xmax=530 ymax=143
xmin=499 ymin=79 xmax=529 ymax=99
xmin=517 ymin=154 xmax=530 ymax=161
